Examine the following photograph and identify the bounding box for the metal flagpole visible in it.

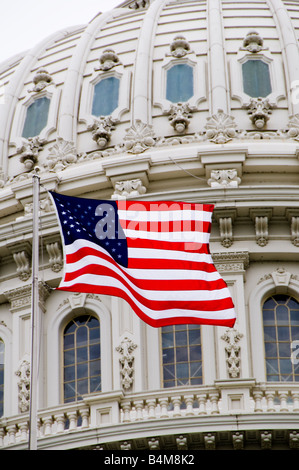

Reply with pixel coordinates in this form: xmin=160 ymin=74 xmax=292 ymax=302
xmin=28 ymin=173 xmax=40 ymax=450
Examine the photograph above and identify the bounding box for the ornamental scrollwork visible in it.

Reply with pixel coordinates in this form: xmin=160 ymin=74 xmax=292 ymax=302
xmin=116 ymin=337 xmax=137 ymax=391
xmin=221 ymin=328 xmax=243 ymax=378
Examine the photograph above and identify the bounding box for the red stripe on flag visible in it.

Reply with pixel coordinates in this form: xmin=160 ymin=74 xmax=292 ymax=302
xmin=58 ymin=283 xmax=235 ymax=328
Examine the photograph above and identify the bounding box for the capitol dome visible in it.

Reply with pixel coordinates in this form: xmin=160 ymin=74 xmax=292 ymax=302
xmin=0 ymin=0 xmax=299 ymax=451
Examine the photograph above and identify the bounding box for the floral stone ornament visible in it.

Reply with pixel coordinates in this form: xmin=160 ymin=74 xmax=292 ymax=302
xmin=204 ymin=109 xmax=238 ymax=144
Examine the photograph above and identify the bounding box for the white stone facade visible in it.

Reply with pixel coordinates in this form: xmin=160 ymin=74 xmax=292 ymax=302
xmin=0 ymin=0 xmax=299 ymax=450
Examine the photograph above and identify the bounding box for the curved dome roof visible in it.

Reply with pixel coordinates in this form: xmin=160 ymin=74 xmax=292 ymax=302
xmin=0 ymin=0 xmax=299 ymax=205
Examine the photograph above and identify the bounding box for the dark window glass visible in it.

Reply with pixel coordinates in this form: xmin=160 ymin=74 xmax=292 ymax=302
xmin=92 ymin=76 xmax=120 ymax=116
xmin=263 ymin=295 xmax=299 ymax=382
xmin=242 ymin=59 xmax=272 ymax=97
xmin=166 ymin=63 xmax=194 ymax=103
xmin=161 ymin=324 xmax=202 ymax=387
xmin=63 ymin=315 xmax=101 ymax=403
xmin=22 ymin=96 xmax=50 ymax=138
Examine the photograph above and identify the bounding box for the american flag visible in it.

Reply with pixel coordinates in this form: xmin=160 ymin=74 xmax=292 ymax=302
xmin=50 ymin=192 xmax=236 ymax=328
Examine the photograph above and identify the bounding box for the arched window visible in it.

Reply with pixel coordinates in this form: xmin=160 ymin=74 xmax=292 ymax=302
xmin=22 ymin=96 xmax=51 ymax=138
xmin=63 ymin=315 xmax=101 ymax=403
xmin=161 ymin=324 xmax=202 ymax=387
xmin=166 ymin=63 xmax=194 ymax=103
xmin=242 ymin=59 xmax=272 ymax=98
xmin=0 ymin=340 xmax=4 ymax=417
xmin=263 ymin=294 xmax=299 ymax=382
xmin=92 ymin=76 xmax=120 ymax=116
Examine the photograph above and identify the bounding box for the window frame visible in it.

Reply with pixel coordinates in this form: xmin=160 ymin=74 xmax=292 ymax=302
xmin=10 ymin=82 xmax=60 ymax=150
xmin=249 ymin=270 xmax=299 ymax=382
xmin=21 ymin=95 xmax=51 ymax=139
xmin=62 ymin=314 xmax=102 ymax=403
xmin=153 ymin=54 xmax=206 ymax=113
xmin=160 ymin=324 xmax=203 ymax=389
xmin=230 ymin=49 xmax=285 ymax=107
xmin=79 ymin=64 xmax=131 ymax=129
xmin=262 ymin=294 xmax=299 ymax=382
xmin=47 ymin=294 xmax=112 ymax=407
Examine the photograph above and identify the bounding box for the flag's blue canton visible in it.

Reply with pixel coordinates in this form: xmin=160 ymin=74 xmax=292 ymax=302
xmin=50 ymin=192 xmax=128 ymax=267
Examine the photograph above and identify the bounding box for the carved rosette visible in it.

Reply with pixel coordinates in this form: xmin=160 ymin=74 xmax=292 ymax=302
xmin=116 ymin=337 xmax=137 ymax=391
xmin=124 ymin=120 xmax=156 ymax=154
xmin=45 ymin=137 xmax=78 ymax=171
xmin=204 ymin=109 xmax=238 ymax=144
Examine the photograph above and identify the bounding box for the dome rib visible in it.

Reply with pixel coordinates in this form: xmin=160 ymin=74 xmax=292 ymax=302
xmin=267 ymin=0 xmax=299 ymax=114
xmin=0 ymin=28 xmax=82 ymax=181
xmin=131 ymin=0 xmax=168 ymax=125
xmin=58 ymin=10 xmax=124 ymax=143
xmin=207 ymin=0 xmax=229 ymax=114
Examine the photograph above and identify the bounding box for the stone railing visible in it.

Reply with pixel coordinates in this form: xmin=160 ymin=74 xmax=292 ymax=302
xmin=1 ymin=381 xmax=299 ymax=449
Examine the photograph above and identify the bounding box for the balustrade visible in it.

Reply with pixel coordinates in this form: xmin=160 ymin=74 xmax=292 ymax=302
xmin=0 ymin=383 xmax=299 ymax=449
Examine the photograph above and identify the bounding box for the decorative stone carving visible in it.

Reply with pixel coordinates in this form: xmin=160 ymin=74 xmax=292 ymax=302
xmin=129 ymin=0 xmax=150 ymax=9
xmin=232 ymin=432 xmax=244 ymax=450
xmin=219 ymin=217 xmax=233 ymax=248
xmin=95 ymin=49 xmax=122 ymax=71
xmin=5 ymin=283 xmax=51 ymax=313
xmin=271 ymin=267 xmax=291 ymax=292
xmin=291 ymin=216 xmax=299 ymax=246
xmin=286 ymin=114 xmax=299 ymax=140
xmin=29 ymin=68 xmax=53 ymax=93
xmin=116 ymin=337 xmax=137 ymax=391
xmin=242 ymin=30 xmax=264 ymax=53
xmin=204 ymin=109 xmax=238 ymax=144
xmin=255 ymin=216 xmax=269 ymax=246
xmin=0 ymin=170 xmax=5 ymax=188
xmin=208 ymin=169 xmax=241 ymax=188
xmin=246 ymin=97 xmax=272 ymax=129
xmin=124 ymin=120 xmax=156 ymax=154
xmin=204 ymin=433 xmax=216 ymax=450
xmin=111 ymin=179 xmax=147 ymax=200
xmin=15 ymin=358 xmax=30 ymax=413
xmin=45 ymin=137 xmax=78 ymax=171
xmin=170 ymin=35 xmax=191 ymax=58
xmin=261 ymin=431 xmax=272 ymax=449
xmin=24 ymin=197 xmax=52 ymax=216
xmin=18 ymin=137 xmax=44 ymax=171
xmin=46 ymin=241 xmax=63 ymax=272
xmin=176 ymin=435 xmax=188 ymax=450
xmin=89 ymin=116 xmax=117 ymax=149
xmin=148 ymin=438 xmax=160 ymax=450
xmin=289 ymin=431 xmax=299 ymax=449
xmin=120 ymin=441 xmax=132 ymax=450
xmin=13 ymin=251 xmax=31 ymax=281
xmin=221 ymin=328 xmax=243 ymax=378
xmin=212 ymin=251 xmax=249 ymax=273
xmin=165 ymin=102 xmax=194 ymax=133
